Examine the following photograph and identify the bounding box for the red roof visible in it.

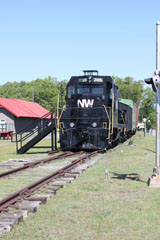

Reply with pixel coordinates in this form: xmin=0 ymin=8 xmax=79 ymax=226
xmin=0 ymin=98 xmax=50 ymax=118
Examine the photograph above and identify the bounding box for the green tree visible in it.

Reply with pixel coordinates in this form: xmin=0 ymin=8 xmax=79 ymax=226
xmin=0 ymin=77 xmax=68 ymax=111
xmin=57 ymin=80 xmax=67 ymax=108
xmin=139 ymin=87 xmax=156 ymax=129
xmin=113 ymin=76 xmax=143 ymax=105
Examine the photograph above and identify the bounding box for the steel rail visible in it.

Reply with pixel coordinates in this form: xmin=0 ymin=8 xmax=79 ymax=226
xmin=0 ymin=151 xmax=98 ymax=212
xmin=0 ymin=151 xmax=84 ymax=179
xmin=48 ymin=150 xmax=60 ymax=155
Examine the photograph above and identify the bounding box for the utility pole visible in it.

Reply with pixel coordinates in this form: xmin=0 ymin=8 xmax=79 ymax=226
xmin=155 ymin=22 xmax=160 ymax=170
xmin=32 ymin=88 xmax=34 ymax=102
xmin=145 ymin=22 xmax=160 ymax=187
xmin=143 ymin=118 xmax=146 ymax=137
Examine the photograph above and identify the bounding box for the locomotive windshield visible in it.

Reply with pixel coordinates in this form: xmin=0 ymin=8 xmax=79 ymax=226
xmin=78 ymin=86 xmax=90 ymax=94
xmin=68 ymin=86 xmax=75 ymax=98
xmin=92 ymin=87 xmax=104 ymax=95
xmin=67 ymin=84 xmax=104 ymax=98
xmin=78 ymin=85 xmax=104 ymax=95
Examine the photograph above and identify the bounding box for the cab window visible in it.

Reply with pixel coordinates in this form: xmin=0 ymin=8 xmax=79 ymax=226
xmin=78 ymin=85 xmax=104 ymax=95
xmin=68 ymin=86 xmax=75 ymax=98
xmin=92 ymin=87 xmax=104 ymax=95
xmin=78 ymin=86 xmax=90 ymax=94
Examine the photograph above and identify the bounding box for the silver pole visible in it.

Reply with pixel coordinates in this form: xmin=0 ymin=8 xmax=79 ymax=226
xmin=156 ymin=22 xmax=160 ymax=168
xmin=144 ymin=122 xmax=146 ymax=136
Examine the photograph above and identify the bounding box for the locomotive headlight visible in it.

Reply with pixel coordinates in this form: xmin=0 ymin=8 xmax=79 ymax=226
xmin=70 ymin=122 xmax=75 ymax=128
xmin=92 ymin=122 xmax=97 ymax=128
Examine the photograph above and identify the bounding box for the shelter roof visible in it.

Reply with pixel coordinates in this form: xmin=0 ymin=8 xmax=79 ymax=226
xmin=0 ymin=98 xmax=50 ymax=118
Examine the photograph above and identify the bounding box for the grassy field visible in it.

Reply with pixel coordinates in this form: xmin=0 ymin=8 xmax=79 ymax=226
xmin=1 ymin=132 xmax=160 ymax=240
xmin=0 ymin=138 xmax=52 ymax=163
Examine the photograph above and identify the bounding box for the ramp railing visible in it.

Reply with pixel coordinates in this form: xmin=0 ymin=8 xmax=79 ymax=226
xmin=12 ymin=111 xmax=57 ymax=154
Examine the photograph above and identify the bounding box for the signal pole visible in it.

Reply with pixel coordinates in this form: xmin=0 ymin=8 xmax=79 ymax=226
xmin=155 ymin=22 xmax=160 ymax=170
xmin=147 ymin=22 xmax=160 ymax=187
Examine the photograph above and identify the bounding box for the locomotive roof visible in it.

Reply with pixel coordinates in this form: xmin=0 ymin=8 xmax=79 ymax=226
xmin=68 ymin=75 xmax=117 ymax=86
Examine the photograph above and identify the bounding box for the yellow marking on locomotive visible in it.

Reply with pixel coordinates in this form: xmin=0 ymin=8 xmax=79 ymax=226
xmin=59 ymin=122 xmax=65 ymax=134
xmin=102 ymin=105 xmax=111 ymax=141
xmin=59 ymin=105 xmax=66 ymax=121
xmin=102 ymin=122 xmax=107 ymax=128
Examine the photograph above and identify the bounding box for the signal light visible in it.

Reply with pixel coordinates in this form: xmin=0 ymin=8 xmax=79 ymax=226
xmin=144 ymin=78 xmax=157 ymax=92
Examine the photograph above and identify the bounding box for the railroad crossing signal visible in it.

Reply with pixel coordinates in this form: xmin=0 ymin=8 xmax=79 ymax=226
xmin=144 ymin=72 xmax=160 ymax=92
xmin=145 ymin=22 xmax=160 ymax=187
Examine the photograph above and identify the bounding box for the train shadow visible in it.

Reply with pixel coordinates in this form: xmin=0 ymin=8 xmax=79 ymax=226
xmin=111 ymin=172 xmax=147 ymax=183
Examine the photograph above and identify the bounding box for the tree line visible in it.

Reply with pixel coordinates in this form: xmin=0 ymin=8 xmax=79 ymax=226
xmin=0 ymin=75 xmax=156 ymax=128
xmin=0 ymin=76 xmax=67 ymax=111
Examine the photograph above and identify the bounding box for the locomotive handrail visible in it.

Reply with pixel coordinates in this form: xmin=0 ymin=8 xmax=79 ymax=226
xmin=111 ymin=93 xmax=114 ymax=135
xmin=102 ymin=105 xmax=111 ymax=141
xmin=58 ymin=106 xmax=111 ymax=110
xmin=59 ymin=106 xmax=111 ymax=120
xmin=58 ymin=105 xmax=66 ymax=126
xmin=59 ymin=105 xmax=110 ymax=120
xmin=59 ymin=117 xmax=106 ymax=119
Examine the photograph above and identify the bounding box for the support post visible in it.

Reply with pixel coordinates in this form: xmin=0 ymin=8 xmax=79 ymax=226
xmin=51 ymin=113 xmax=54 ymax=151
xmin=156 ymin=22 xmax=160 ymax=169
xmin=143 ymin=118 xmax=146 ymax=137
xmin=16 ymin=133 xmax=18 ymax=154
xmin=55 ymin=111 xmax=57 ymax=150
xmin=144 ymin=122 xmax=146 ymax=137
xmin=148 ymin=22 xmax=160 ymax=187
xmin=20 ymin=133 xmax=22 ymax=148
xmin=55 ymin=129 xmax=57 ymax=150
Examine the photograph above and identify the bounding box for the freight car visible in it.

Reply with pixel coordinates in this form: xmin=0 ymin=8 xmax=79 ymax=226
xmin=118 ymin=99 xmax=138 ymax=136
xmin=59 ymin=70 xmax=138 ymax=150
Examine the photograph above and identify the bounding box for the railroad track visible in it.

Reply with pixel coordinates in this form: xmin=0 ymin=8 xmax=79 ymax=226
xmin=0 ymin=138 xmax=133 ymax=236
xmin=0 ymin=151 xmax=100 ymax=236
xmin=0 ymin=151 xmax=84 ymax=179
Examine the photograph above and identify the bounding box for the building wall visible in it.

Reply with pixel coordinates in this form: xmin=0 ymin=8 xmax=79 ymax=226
xmin=0 ymin=107 xmax=39 ymax=133
xmin=14 ymin=117 xmax=37 ymax=133
xmin=0 ymin=107 xmax=15 ymax=131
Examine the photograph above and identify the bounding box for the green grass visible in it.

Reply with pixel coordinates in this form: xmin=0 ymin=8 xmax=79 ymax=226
xmin=0 ymin=138 xmax=53 ymax=163
xmin=2 ymin=132 xmax=160 ymax=240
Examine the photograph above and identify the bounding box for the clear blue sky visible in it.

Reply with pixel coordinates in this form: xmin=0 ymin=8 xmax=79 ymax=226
xmin=0 ymin=0 xmax=160 ymax=84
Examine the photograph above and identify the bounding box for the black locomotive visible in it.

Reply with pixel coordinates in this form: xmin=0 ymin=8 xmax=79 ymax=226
xmin=59 ymin=70 xmax=137 ymax=150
